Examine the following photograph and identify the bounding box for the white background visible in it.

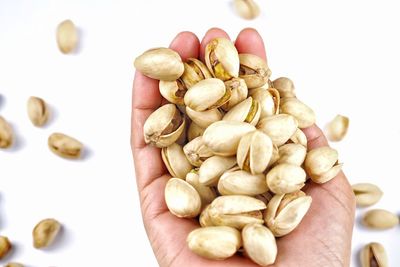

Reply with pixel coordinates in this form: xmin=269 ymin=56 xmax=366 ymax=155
xmin=1 ymin=0 xmax=399 ymax=266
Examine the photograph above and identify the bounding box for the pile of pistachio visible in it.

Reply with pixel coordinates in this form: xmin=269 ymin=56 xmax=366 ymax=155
xmin=134 ymin=37 xmax=342 ymax=266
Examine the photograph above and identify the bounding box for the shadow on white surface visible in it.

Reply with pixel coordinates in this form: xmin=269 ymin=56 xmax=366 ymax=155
xmin=41 ymin=103 xmax=59 ymax=130
xmin=40 ymin=224 xmax=70 ymax=253
xmin=0 ymin=94 xmax=4 ymax=110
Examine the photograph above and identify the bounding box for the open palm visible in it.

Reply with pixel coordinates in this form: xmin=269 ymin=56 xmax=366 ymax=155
xmin=131 ymin=28 xmax=356 ymax=267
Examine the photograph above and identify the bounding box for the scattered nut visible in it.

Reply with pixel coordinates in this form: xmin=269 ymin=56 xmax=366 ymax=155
xmin=360 ymin=242 xmax=388 ymax=267
xmin=325 ymin=114 xmax=349 ymax=142
xmin=33 ymin=218 xmax=61 ymax=249
xmin=362 ymin=209 xmax=399 ymax=230
xmin=352 ymin=183 xmax=383 ymax=207
xmin=56 ymin=19 xmax=78 ymax=54
xmin=0 ymin=116 xmax=13 ymax=149
xmin=48 ymin=132 xmax=83 ymax=159
xmin=0 ymin=236 xmax=12 ymax=260
xmin=233 ymin=0 xmax=260 ymax=20
xmin=27 ymin=96 xmax=50 ymax=127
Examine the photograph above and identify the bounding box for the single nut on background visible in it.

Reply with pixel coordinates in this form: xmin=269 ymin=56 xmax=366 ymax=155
xmin=233 ymin=0 xmax=260 ymax=20
xmin=187 ymin=226 xmax=242 ymax=260
xmin=56 ymin=19 xmax=78 ymax=54
xmin=239 ymin=53 xmax=271 ymax=89
xmin=205 ymin=38 xmax=240 ymax=81
xmin=161 ymin=143 xmax=193 ymax=179
xmin=304 ymin=146 xmax=342 ymax=184
xmin=360 ymin=242 xmax=388 ymax=267
xmin=280 ymin=97 xmax=316 ymax=129
xmin=242 ymin=223 xmax=277 ymax=266
xmin=362 ymin=209 xmax=399 ymax=230
xmin=33 ymin=218 xmax=61 ymax=249
xmin=0 ymin=236 xmax=12 ymax=260
xmin=249 ymin=87 xmax=280 ymax=118
xmin=27 ymin=96 xmax=50 ymax=127
xmin=0 ymin=116 xmax=14 ymax=149
xmin=272 ymin=77 xmax=296 ymax=98
xmin=257 ymin=114 xmax=298 ymax=146
xmin=181 ymin=58 xmax=212 ymax=88
xmin=325 ymin=114 xmax=349 ymax=142
xmin=221 ymin=78 xmax=248 ymax=111
xmin=266 ymin=163 xmax=306 ymax=194
xmin=48 ymin=132 xmax=83 ymax=159
xmin=134 ymin=47 xmax=184 ymax=81
xmin=223 ymin=97 xmax=261 ymax=126
xmin=352 ymin=183 xmax=383 ymax=207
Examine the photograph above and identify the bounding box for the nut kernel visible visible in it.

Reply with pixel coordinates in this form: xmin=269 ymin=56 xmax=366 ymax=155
xmin=33 ymin=218 xmax=61 ymax=249
xmin=48 ymin=132 xmax=83 ymax=159
xmin=360 ymin=242 xmax=388 ymax=267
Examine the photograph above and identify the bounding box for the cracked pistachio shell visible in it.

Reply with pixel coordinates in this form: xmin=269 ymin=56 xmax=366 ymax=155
xmin=159 ymin=79 xmax=187 ymax=105
xmin=181 ymin=58 xmax=212 ymax=88
xmin=0 ymin=236 xmax=12 ymax=260
xmin=165 ymin=178 xmax=201 ymax=218
xmin=184 ymin=78 xmax=230 ymax=111
xmin=290 ymin=128 xmax=308 ymax=148
xmin=162 ymin=143 xmax=192 ymax=179
xmin=304 ymin=147 xmax=342 ymax=184
xmin=221 ymin=78 xmax=248 ymax=111
xmin=210 ymin=209 xmax=264 ymax=230
xmin=326 ymin=114 xmax=349 ymax=142
xmin=27 ymin=96 xmax=50 ymax=127
xmin=209 ymin=195 xmax=266 ymax=217
xmin=352 ymin=183 xmax=383 ymax=207
xmin=255 ymin=192 xmax=274 ymax=205
xmin=143 ymin=104 xmax=185 ymax=148
xmin=272 ymin=77 xmax=296 ymax=98
xmin=362 ymin=209 xmax=399 ymax=229
xmin=223 ymin=97 xmax=261 ymax=126
xmin=48 ymin=133 xmax=83 ymax=159
xmin=186 ymin=107 xmax=223 ymax=129
xmin=233 ymin=0 xmax=260 ymax=20
xmin=134 ymin=48 xmax=184 ymax=81
xmin=276 ymin=143 xmax=307 ymax=166
xmin=265 ymin=191 xmax=312 ymax=237
xmin=237 ymin=130 xmax=273 ymax=174
xmin=239 ymin=54 xmax=271 ymax=89
xmin=187 ymin=226 xmax=241 ymax=260
xmin=266 ymin=163 xmax=306 ymax=194
xmin=280 ymin=97 xmax=316 ymax=128
xmin=200 ymin=205 xmax=215 ymax=227
xmin=198 ymin=156 xmax=237 ymax=186
xmin=257 ymin=114 xmax=298 ymax=146
xmin=268 ymin=145 xmax=280 ymax=168
xmin=250 ymin=87 xmax=280 ymax=118
xmin=203 ymin=121 xmax=256 ymax=156
xmin=218 ymin=168 xmax=268 ymax=196
xmin=205 ymin=38 xmax=240 ymax=81
xmin=0 ymin=116 xmax=13 ymax=149
xmin=33 ymin=219 xmax=61 ymax=248
xmin=186 ymin=170 xmax=217 ymax=207
xmin=242 ymin=223 xmax=277 ymax=266
xmin=183 ymin=137 xmax=214 ymax=167
xmin=188 ymin=122 xmax=205 ymax=142
xmin=360 ymin=242 xmax=388 ymax=267
xmin=56 ymin=19 xmax=78 ymax=54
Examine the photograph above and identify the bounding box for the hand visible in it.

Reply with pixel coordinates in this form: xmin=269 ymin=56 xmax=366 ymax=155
xmin=131 ymin=28 xmax=356 ymax=267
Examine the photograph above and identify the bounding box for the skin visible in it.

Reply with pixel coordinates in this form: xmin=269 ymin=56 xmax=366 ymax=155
xmin=131 ymin=28 xmax=356 ymax=267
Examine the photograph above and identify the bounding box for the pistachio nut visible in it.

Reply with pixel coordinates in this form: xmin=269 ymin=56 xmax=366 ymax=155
xmin=56 ymin=19 xmax=78 ymax=54
xmin=268 ymin=144 xmax=280 ymax=168
xmin=362 ymin=209 xmax=399 ymax=229
xmin=186 ymin=170 xmax=217 ymax=206
xmin=265 ymin=191 xmax=312 ymax=236
xmin=181 ymin=58 xmax=212 ymax=88
xmin=276 ymin=143 xmax=307 ymax=166
xmin=134 ymin=47 xmax=184 ymax=81
xmin=223 ymin=97 xmax=261 ymax=126
xmin=237 ymin=130 xmax=273 ymax=174
xmin=205 ymin=38 xmax=240 ymax=81
xmin=162 ymin=143 xmax=193 ymax=179
xmin=159 ymin=79 xmax=187 ymax=105
xmin=186 ymin=107 xmax=223 ymax=129
xmin=0 ymin=236 xmax=12 ymax=260
xmin=199 ymin=205 xmax=215 ymax=227
xmin=203 ymin=121 xmax=256 ymax=156
xmin=352 ymin=183 xmax=383 ymax=207
xmin=165 ymin=178 xmax=201 ymax=218
xmin=198 ymin=155 xmax=236 ymax=186
xmin=175 ymin=116 xmax=188 ymax=146
xmin=183 ymin=137 xmax=214 ymax=167
xmin=250 ymin=87 xmax=280 ymax=118
xmin=221 ymin=78 xmax=248 ymax=111
xmin=33 ymin=218 xmax=61 ymax=249
xmin=0 ymin=116 xmax=13 ymax=149
xmin=360 ymin=242 xmax=388 ymax=267
xmin=304 ymin=146 xmax=342 ymax=184
xmin=257 ymin=114 xmax=298 ymax=146
xmin=187 ymin=226 xmax=241 ymax=260
xmin=48 ymin=133 xmax=83 ymax=159
xmin=242 ymin=223 xmax=277 ymax=266
xmin=266 ymin=163 xmax=306 ymax=194
xmin=289 ymin=128 xmax=308 ymax=148
xmin=184 ymin=78 xmax=231 ymax=111
xmin=218 ymin=170 xmax=268 ymax=196
xmin=27 ymin=96 xmax=50 ymax=127
xmin=143 ymin=104 xmax=185 ymax=147
xmin=280 ymin=97 xmax=316 ymax=128
xmin=210 ymin=209 xmax=264 ymax=230
xmin=239 ymin=54 xmax=271 ymax=89
xmin=4 ymin=263 xmax=24 ymax=267
xmin=187 ymin=122 xmax=205 ymax=142
xmin=233 ymin=0 xmax=260 ymax=20
xmin=272 ymin=77 xmax=296 ymax=98
xmin=325 ymin=114 xmax=349 ymax=142
xmin=209 ymin=195 xmax=266 ymax=217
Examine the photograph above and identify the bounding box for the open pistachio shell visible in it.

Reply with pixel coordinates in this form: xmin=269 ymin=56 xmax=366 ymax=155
xmin=134 ymin=47 xmax=184 ymax=81
xmin=159 ymin=79 xmax=187 ymax=105
xmin=211 ymin=209 xmax=263 ymax=230
xmin=198 ymin=155 xmax=237 ymax=186
xmin=186 ymin=170 xmax=217 ymax=207
xmin=143 ymin=104 xmax=185 ymax=148
xmin=205 ymin=38 xmax=240 ymax=81
xmin=304 ymin=147 xmax=342 ymax=184
xmin=186 ymin=107 xmax=223 ymax=129
xmin=272 ymin=77 xmax=296 ymax=98
xmin=165 ymin=178 xmax=201 ymax=218
xmin=250 ymin=87 xmax=280 ymax=118
xmin=181 ymin=58 xmax=212 ymax=88
xmin=199 ymin=205 xmax=215 ymax=227
xmin=257 ymin=114 xmax=298 ymax=146
xmin=360 ymin=242 xmax=388 ymax=267
xmin=209 ymin=195 xmax=267 ymax=219
xmin=280 ymin=97 xmax=316 ymax=128
xmin=218 ymin=170 xmax=268 ymax=196
xmin=221 ymin=78 xmax=248 ymax=111
xmin=276 ymin=143 xmax=307 ymax=166
xmin=223 ymin=97 xmax=261 ymax=126
xmin=239 ymin=54 xmax=271 ymax=89
xmin=161 ymin=143 xmax=193 ymax=179
xmin=187 ymin=122 xmax=205 ymax=142
xmin=183 ymin=137 xmax=214 ymax=167
xmin=266 ymin=163 xmax=306 ymax=194
xmin=352 ymin=183 xmax=383 ymax=207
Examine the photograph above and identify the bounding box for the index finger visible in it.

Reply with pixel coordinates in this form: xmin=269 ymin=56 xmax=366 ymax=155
xmin=235 ymin=28 xmax=267 ymax=60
